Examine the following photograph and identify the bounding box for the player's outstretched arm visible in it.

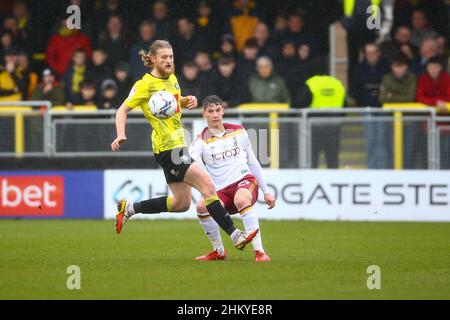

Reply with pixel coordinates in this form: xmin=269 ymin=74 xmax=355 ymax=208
xmin=244 ymin=132 xmax=276 ymax=209
xmin=111 ymin=103 xmax=132 ymax=151
xmin=180 ymin=95 xmax=198 ymax=109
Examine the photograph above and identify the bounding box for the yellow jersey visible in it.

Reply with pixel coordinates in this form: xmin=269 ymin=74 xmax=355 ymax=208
xmin=125 ymin=73 xmax=186 ymax=153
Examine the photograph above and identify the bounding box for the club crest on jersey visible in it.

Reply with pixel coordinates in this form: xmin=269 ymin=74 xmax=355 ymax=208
xmin=174 ymin=83 xmax=180 ymax=90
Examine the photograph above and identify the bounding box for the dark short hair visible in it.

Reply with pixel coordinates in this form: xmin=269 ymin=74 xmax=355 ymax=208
xmin=427 ymin=56 xmax=445 ymax=67
xmin=81 ymin=80 xmax=96 ymax=89
xmin=218 ymin=55 xmax=235 ymax=66
xmin=243 ymin=37 xmax=258 ymax=49
xmin=202 ymin=95 xmax=223 ymax=109
xmin=392 ymin=53 xmax=410 ymax=66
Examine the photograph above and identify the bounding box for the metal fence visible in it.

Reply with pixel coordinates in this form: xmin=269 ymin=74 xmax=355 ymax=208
xmin=1 ymin=102 xmax=447 ymax=169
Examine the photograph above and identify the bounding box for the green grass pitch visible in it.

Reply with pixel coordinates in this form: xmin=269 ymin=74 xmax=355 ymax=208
xmin=0 ymin=219 xmax=449 ymax=299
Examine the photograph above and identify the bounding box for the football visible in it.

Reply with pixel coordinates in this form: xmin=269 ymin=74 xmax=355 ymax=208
xmin=149 ymin=90 xmax=178 ymax=119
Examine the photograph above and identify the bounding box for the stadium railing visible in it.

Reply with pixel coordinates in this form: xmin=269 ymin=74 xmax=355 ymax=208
xmin=1 ymin=101 xmax=449 ymax=169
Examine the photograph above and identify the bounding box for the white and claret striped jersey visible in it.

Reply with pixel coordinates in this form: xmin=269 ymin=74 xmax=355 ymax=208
xmin=189 ymin=123 xmax=269 ymax=192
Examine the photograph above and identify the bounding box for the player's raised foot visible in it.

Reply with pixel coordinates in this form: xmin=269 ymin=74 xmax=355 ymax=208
xmin=115 ymin=200 xmax=130 ymax=234
xmin=195 ymin=249 xmax=227 ymax=261
xmin=233 ymin=229 xmax=259 ymax=250
xmin=254 ymin=250 xmax=270 ymax=262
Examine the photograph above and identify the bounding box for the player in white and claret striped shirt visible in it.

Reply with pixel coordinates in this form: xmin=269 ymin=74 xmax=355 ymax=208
xmin=189 ymin=95 xmax=276 ymax=262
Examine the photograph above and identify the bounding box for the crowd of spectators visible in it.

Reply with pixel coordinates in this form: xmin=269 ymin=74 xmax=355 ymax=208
xmin=0 ymin=0 xmax=448 ymax=112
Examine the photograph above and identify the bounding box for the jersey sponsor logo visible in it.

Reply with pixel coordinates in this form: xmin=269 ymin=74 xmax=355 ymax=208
xmin=211 ymin=146 xmax=240 ymax=161
xmin=0 ymin=176 xmax=64 ymax=216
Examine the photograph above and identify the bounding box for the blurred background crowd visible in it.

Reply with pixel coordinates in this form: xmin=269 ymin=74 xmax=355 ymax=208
xmin=0 ymin=0 xmax=449 ymax=111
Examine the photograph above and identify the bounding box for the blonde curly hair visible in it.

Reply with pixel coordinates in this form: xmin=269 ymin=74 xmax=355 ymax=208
xmin=138 ymin=40 xmax=172 ymax=68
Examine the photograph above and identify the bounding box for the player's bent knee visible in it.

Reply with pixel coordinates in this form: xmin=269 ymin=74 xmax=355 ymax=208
xmin=196 ymin=201 xmax=208 ymax=214
xmin=234 ymin=197 xmax=252 ymax=211
xmin=171 ymin=198 xmax=191 ymax=212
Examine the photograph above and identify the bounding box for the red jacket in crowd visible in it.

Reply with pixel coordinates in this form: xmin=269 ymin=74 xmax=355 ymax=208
xmin=46 ymin=30 xmax=92 ymax=78
xmin=416 ymin=71 xmax=450 ymax=106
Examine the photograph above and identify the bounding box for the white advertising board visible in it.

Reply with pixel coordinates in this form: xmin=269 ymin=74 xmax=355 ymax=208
xmin=104 ymin=170 xmax=450 ymax=221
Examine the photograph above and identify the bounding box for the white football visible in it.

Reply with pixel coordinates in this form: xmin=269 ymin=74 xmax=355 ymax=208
xmin=149 ymin=90 xmax=178 ymax=119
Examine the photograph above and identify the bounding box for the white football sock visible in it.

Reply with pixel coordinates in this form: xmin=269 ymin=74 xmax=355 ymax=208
xmin=126 ymin=201 xmax=135 ymax=217
xmin=198 ymin=214 xmax=225 ymax=255
xmin=240 ymin=206 xmax=264 ymax=252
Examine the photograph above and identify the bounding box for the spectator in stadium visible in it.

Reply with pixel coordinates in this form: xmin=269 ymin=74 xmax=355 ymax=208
xmin=379 ymin=54 xmax=419 ymax=169
xmin=91 ymin=47 xmax=114 ymax=92
xmin=98 ymin=79 xmax=120 ymax=110
xmin=149 ymin=0 xmax=173 ymax=40
xmin=46 ymin=17 xmax=92 ymax=78
xmin=15 ymin=51 xmax=38 ymax=100
xmin=0 ymin=30 xmax=16 ymax=64
xmin=217 ymin=34 xmax=237 ymax=60
xmin=94 ymin=0 xmax=126 ymax=37
xmin=275 ymin=40 xmax=300 ymax=107
xmin=296 ymin=41 xmax=319 ymax=83
xmin=207 ymin=56 xmax=248 ymax=108
xmin=97 ymin=15 xmax=129 ymax=68
xmin=416 ymin=56 xmax=450 ymax=108
xmin=411 ymin=37 xmax=439 ymax=75
xmin=253 ymin=22 xmax=278 ymax=61
xmin=436 ymin=36 xmax=449 ymax=70
xmin=237 ymin=38 xmax=259 ymax=84
xmin=225 ymin=0 xmax=262 ymax=52
xmin=71 ymin=80 xmax=98 ymax=107
xmin=114 ymin=62 xmax=132 ymax=102
xmin=129 ymin=20 xmax=156 ymax=81
xmin=272 ymin=13 xmax=287 ymax=40
xmin=31 ymin=68 xmax=65 ymax=106
xmin=281 ymin=12 xmax=318 ymax=58
xmin=195 ymin=0 xmax=220 ymax=54
xmin=248 ymin=56 xmax=290 ymax=105
xmin=380 ymin=54 xmax=418 ymax=104
xmin=172 ymin=17 xmax=203 ymax=68
xmin=2 ymin=15 xmax=26 ymax=51
xmin=194 ymin=50 xmax=214 ymax=83
xmin=63 ymin=49 xmax=93 ymax=105
xmin=11 ymin=0 xmax=43 ymax=57
xmin=297 ymin=72 xmax=346 ymax=169
xmin=380 ymin=25 xmax=419 ymax=63
xmin=410 ymin=9 xmax=439 ymax=48
xmin=0 ymin=47 xmax=20 ymax=101
xmin=341 ymin=0 xmax=380 ymax=84
xmin=178 ymin=61 xmax=207 ymax=102
xmin=416 ymin=56 xmax=450 ymax=168
xmin=351 ymin=42 xmax=391 ymax=169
